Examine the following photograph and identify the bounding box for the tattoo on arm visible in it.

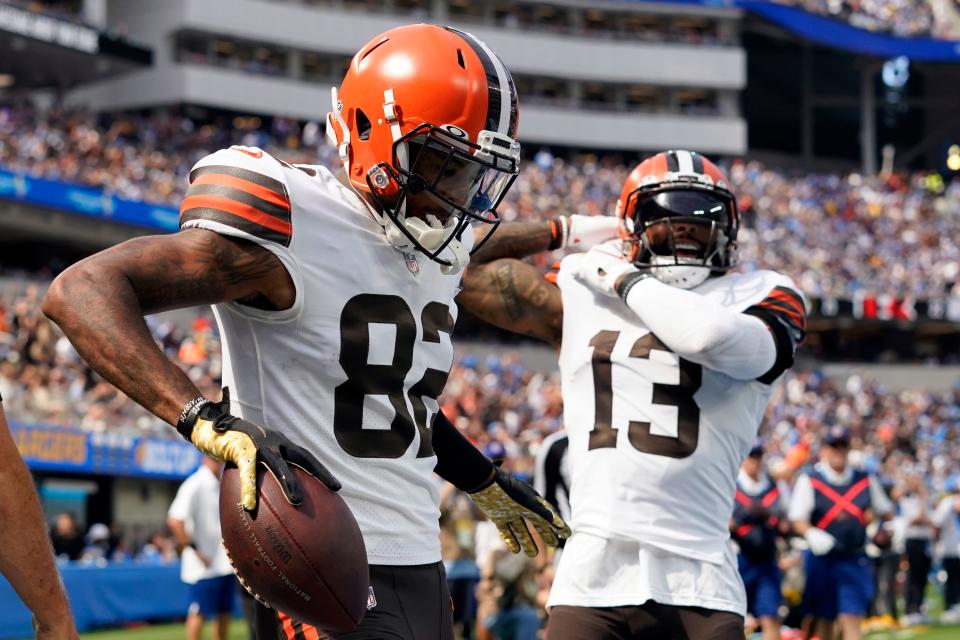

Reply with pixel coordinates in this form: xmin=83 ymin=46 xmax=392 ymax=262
xmin=42 ymin=229 xmax=291 ymax=426
xmin=471 ymin=222 xmax=554 ymax=264
xmin=459 ymin=259 xmax=562 ymax=346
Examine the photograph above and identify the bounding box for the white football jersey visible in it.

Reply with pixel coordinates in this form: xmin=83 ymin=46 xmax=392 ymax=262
xmin=555 ymin=257 xmax=804 ymax=565
xmin=180 ymin=146 xmax=467 ymax=565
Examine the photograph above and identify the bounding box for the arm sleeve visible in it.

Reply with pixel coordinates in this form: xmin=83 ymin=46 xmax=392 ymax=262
xmin=788 ymin=474 xmax=815 ymax=522
xmin=869 ymin=476 xmax=894 ymax=516
xmin=622 ymin=277 xmax=777 ymax=380
xmin=432 ymin=411 xmax=495 ymax=493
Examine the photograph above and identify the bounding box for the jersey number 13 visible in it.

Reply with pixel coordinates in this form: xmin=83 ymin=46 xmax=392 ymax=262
xmin=588 ymin=330 xmax=702 ymax=458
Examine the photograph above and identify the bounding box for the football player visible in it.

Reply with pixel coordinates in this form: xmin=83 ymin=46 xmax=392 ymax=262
xmin=43 ymin=25 xmax=568 ymax=640
xmin=458 ymin=150 xmax=807 ymax=639
xmin=0 ymin=398 xmax=78 ymax=639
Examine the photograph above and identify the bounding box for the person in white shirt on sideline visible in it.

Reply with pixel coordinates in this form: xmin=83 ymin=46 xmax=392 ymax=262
xmin=934 ymin=476 xmax=960 ymax=622
xmin=898 ymin=473 xmax=936 ymax=625
xmin=788 ymin=426 xmax=893 ymax=640
xmin=168 ymin=456 xmax=234 ymax=640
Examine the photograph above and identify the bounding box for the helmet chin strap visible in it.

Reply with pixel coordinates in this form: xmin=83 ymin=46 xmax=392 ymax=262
xmin=386 ymin=214 xmax=471 ymax=274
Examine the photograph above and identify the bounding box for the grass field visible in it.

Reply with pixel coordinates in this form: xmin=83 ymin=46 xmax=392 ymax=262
xmin=61 ymin=621 xmax=960 ymax=640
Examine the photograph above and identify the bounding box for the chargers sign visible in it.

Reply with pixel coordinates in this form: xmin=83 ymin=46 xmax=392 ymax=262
xmin=10 ymin=422 xmax=199 ymax=480
xmin=135 ymin=440 xmax=202 ymax=478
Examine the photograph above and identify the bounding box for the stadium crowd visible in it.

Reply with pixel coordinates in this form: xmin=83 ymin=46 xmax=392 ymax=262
xmin=2 ymin=102 xmax=960 ymax=302
xmin=780 ymin=0 xmax=960 ymax=40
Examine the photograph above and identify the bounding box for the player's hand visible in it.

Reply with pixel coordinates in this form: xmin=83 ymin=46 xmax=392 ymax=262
xmin=573 ymin=244 xmax=647 ymax=298
xmin=553 ymin=214 xmax=620 ymax=249
xmin=182 ymin=389 xmax=340 ymax=511
xmin=469 ymin=466 xmax=571 ymax=557
xmin=804 ymin=527 xmax=837 ymax=556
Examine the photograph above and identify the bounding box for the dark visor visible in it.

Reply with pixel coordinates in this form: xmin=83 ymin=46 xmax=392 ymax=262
xmin=636 ymin=189 xmax=731 ymax=226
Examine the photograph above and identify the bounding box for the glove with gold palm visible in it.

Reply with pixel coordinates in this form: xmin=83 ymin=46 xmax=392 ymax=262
xmin=176 ymin=388 xmax=340 ymax=511
xmin=469 ymin=466 xmax=571 ymax=557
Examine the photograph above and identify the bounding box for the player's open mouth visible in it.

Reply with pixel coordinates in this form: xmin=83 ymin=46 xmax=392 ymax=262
xmin=674 ymin=240 xmax=703 ymax=258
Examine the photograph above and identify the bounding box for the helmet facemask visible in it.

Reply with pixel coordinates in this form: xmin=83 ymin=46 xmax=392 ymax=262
xmin=622 ymin=187 xmax=738 ymax=289
xmin=365 ymin=123 xmax=520 ymax=273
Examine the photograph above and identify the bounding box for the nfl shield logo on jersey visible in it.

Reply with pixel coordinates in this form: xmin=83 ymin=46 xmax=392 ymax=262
xmin=403 ymin=252 xmax=420 ymax=275
xmin=367 ymin=586 xmax=377 ymax=609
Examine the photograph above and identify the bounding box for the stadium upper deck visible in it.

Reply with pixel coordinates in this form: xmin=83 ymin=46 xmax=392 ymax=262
xmin=61 ymin=0 xmax=747 ymax=154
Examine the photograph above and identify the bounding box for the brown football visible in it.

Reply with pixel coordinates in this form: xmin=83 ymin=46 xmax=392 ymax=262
xmin=220 ymin=464 xmax=368 ymax=633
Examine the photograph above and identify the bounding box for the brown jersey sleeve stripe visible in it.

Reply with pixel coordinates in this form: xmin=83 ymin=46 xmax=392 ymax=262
xmin=770 ymin=286 xmax=806 ymax=311
xmin=180 ymin=206 xmax=292 ymax=246
xmin=191 ymin=172 xmax=291 ymax=210
xmin=184 ymin=182 xmax=291 ymax=223
xmin=180 ymin=194 xmax=291 ymax=234
xmin=190 ymin=163 xmax=288 ymax=197
xmin=757 ymin=298 xmax=807 ymax=333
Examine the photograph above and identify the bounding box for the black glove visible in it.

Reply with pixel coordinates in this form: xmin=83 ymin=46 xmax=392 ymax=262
xmin=179 ymin=388 xmax=340 ymax=510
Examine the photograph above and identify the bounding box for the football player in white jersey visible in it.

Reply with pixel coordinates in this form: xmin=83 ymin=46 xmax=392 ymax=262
xmin=458 ymin=150 xmax=807 ymax=639
xmin=43 ymin=24 xmax=569 ymax=640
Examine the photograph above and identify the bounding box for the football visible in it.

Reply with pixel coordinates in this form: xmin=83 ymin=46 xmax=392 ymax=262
xmin=219 ymin=464 xmax=368 ymax=633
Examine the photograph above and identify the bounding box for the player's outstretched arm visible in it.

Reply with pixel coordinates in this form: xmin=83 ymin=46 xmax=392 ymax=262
xmin=0 ymin=406 xmax=78 ymax=640
xmin=458 ymin=258 xmax=563 ymax=347
xmin=42 ymin=229 xmax=291 ymax=425
xmin=471 ymin=215 xmax=619 ymax=264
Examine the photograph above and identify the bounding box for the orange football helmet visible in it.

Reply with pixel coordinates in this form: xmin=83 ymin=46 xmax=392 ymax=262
xmin=615 ymin=150 xmax=739 ymax=289
xmin=326 ymin=24 xmax=521 ymax=270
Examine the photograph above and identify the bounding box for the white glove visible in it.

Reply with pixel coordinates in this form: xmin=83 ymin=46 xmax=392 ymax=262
xmin=556 ymin=214 xmax=620 ymax=249
xmin=804 ymin=527 xmax=837 ymax=556
xmin=572 ymin=244 xmax=640 ymax=297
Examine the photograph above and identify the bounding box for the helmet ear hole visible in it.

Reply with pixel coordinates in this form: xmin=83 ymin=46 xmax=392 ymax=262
xmin=356 ymin=109 xmax=372 ymax=141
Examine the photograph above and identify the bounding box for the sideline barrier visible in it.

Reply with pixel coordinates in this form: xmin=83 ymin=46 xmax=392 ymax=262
xmin=0 ymin=562 xmax=235 ymax=637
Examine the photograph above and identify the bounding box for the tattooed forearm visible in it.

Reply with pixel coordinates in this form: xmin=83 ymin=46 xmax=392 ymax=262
xmin=42 ymin=229 xmax=289 ymax=425
xmin=471 ymin=221 xmax=554 ymax=264
xmin=459 ymin=258 xmax=563 ymax=346
xmin=494 ymin=262 xmax=524 ymax=322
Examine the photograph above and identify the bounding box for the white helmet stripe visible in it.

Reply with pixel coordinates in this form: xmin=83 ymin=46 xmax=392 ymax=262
xmin=675 ymin=150 xmax=695 ymax=174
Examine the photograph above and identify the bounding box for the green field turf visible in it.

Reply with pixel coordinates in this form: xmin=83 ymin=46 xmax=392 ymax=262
xmin=59 ymin=621 xmax=960 ymax=640
xmin=78 ymin=622 xmax=249 ymax=640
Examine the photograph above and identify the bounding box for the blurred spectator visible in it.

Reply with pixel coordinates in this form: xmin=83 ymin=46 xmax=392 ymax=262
xmin=167 ymin=456 xmax=233 ymax=640
xmin=898 ymin=474 xmax=935 ymax=625
xmin=476 ymin=548 xmax=542 ymax=640
xmin=137 ymin=529 xmax=178 ymax=564
xmin=934 ymin=478 xmax=960 ymax=622
xmin=50 ymin=512 xmax=84 ymax=562
xmin=440 ymin=483 xmax=482 ymax=639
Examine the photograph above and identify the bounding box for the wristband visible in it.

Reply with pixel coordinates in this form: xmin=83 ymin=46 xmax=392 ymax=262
xmin=548 ymin=217 xmax=567 ymax=251
xmin=615 ymin=270 xmax=654 ymax=301
xmin=176 ymin=396 xmax=211 ymax=440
